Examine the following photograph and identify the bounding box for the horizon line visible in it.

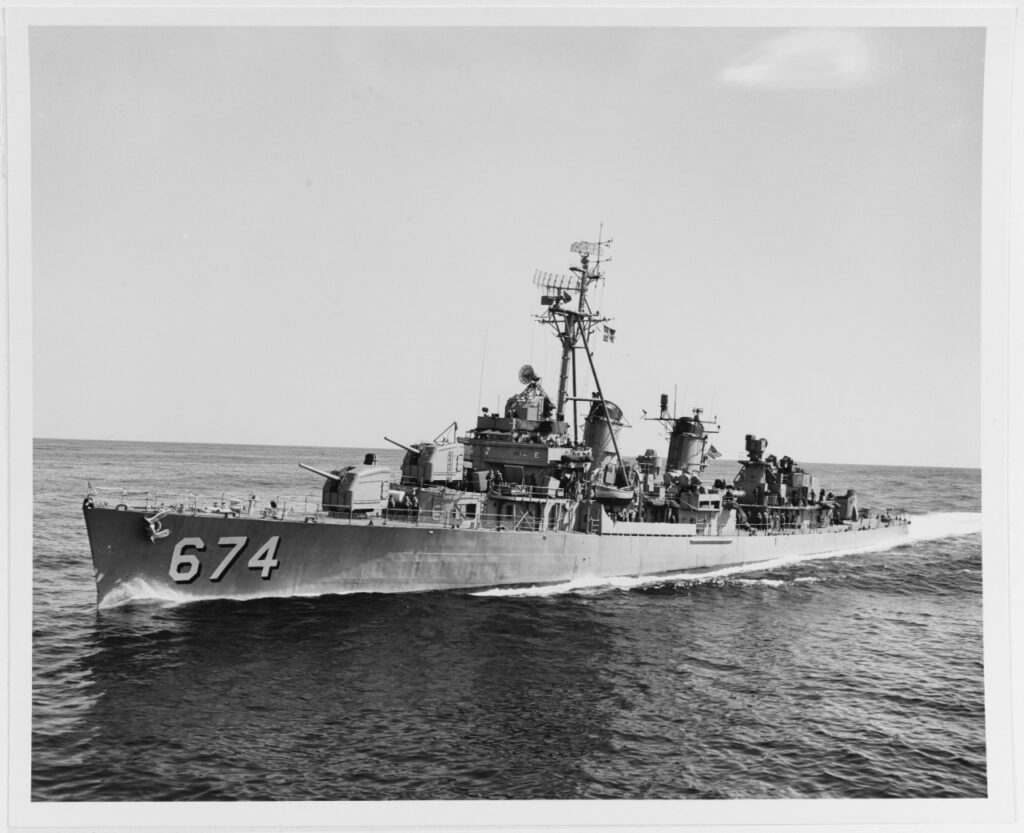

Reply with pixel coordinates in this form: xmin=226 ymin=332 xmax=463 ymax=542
xmin=32 ymin=436 xmax=983 ymax=472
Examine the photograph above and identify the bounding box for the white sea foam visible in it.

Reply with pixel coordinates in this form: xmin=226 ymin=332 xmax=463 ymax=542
xmin=907 ymin=511 xmax=982 ymax=541
xmin=98 ymin=579 xmax=372 ymax=610
xmin=99 ymin=578 xmax=281 ymax=610
xmin=98 ymin=578 xmax=199 ymax=610
xmin=734 ymin=578 xmax=787 ymax=588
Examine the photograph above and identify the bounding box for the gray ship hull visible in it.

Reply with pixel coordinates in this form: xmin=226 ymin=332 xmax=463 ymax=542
xmin=83 ymin=504 xmax=910 ymax=608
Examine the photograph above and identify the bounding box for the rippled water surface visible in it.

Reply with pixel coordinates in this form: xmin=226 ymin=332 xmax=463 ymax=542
xmin=32 ymin=440 xmax=985 ymax=800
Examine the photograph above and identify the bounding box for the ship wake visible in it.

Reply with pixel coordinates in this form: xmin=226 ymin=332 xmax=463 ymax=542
xmin=98 ymin=578 xmax=294 ymax=610
xmin=907 ymin=511 xmax=981 ymax=541
xmin=98 ymin=578 xmax=209 ymax=610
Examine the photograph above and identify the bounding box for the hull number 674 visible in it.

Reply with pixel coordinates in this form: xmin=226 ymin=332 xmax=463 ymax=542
xmin=169 ymin=536 xmax=281 ymax=584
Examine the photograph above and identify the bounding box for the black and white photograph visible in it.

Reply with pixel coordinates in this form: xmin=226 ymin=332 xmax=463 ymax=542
xmin=4 ymin=3 xmax=1018 ymax=831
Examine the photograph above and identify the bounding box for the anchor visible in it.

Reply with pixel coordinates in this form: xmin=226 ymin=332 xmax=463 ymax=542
xmin=143 ymin=509 xmax=172 ymax=542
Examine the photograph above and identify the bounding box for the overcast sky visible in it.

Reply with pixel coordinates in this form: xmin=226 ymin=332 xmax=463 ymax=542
xmin=29 ymin=25 xmax=984 ymax=467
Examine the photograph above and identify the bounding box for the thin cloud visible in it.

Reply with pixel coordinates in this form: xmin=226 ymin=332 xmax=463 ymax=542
xmin=719 ymin=29 xmax=877 ymax=90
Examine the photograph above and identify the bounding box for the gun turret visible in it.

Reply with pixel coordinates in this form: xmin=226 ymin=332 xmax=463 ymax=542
xmin=299 ymin=463 xmax=341 ymax=482
xmin=384 ymin=436 xmax=419 ymax=455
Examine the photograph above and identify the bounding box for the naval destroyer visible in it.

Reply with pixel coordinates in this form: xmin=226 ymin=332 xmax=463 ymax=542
xmin=83 ymin=238 xmax=910 ymax=607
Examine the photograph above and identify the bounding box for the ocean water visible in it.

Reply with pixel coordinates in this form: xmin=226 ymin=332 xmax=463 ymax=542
xmin=32 ymin=439 xmax=985 ymax=801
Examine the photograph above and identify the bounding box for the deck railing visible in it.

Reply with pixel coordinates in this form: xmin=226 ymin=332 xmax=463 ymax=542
xmin=86 ymin=486 xmax=325 ymax=521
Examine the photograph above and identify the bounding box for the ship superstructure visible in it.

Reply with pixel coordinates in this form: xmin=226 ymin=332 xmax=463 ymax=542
xmin=82 ymin=238 xmax=910 ymax=606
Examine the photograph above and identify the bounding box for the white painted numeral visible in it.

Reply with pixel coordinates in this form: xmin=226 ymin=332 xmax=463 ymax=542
xmin=210 ymin=536 xmax=248 ymax=583
xmin=169 ymin=537 xmax=205 ymax=584
xmin=248 ymin=536 xmax=281 ymax=580
xmin=169 ymin=535 xmax=282 ymax=584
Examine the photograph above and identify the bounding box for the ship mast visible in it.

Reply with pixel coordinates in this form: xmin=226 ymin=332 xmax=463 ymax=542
xmin=562 ymin=248 xmax=593 ymax=426
xmin=535 ymin=241 xmax=601 ymax=429
xmin=534 ymin=235 xmax=625 ymax=474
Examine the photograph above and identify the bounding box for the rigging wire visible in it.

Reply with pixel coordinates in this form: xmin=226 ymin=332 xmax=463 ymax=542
xmin=477 ymin=328 xmax=488 ymax=413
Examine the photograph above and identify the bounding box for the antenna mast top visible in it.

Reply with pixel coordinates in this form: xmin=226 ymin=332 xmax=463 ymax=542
xmin=534 ymin=232 xmax=614 ymax=437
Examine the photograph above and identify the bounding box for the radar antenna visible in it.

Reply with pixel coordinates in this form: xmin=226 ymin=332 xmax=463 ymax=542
xmin=533 ymin=270 xmax=581 ymax=294
xmin=518 ymin=364 xmax=540 ymax=385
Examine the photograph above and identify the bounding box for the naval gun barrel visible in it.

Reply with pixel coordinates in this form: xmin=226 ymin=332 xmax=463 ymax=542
xmin=384 ymin=436 xmax=419 ymax=455
xmin=298 ymin=463 xmax=341 ymax=482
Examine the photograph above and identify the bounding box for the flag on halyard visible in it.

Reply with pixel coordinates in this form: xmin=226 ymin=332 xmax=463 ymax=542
xmin=603 ymin=325 xmax=616 ymax=343
xmin=707 ymin=445 xmax=721 ymax=459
